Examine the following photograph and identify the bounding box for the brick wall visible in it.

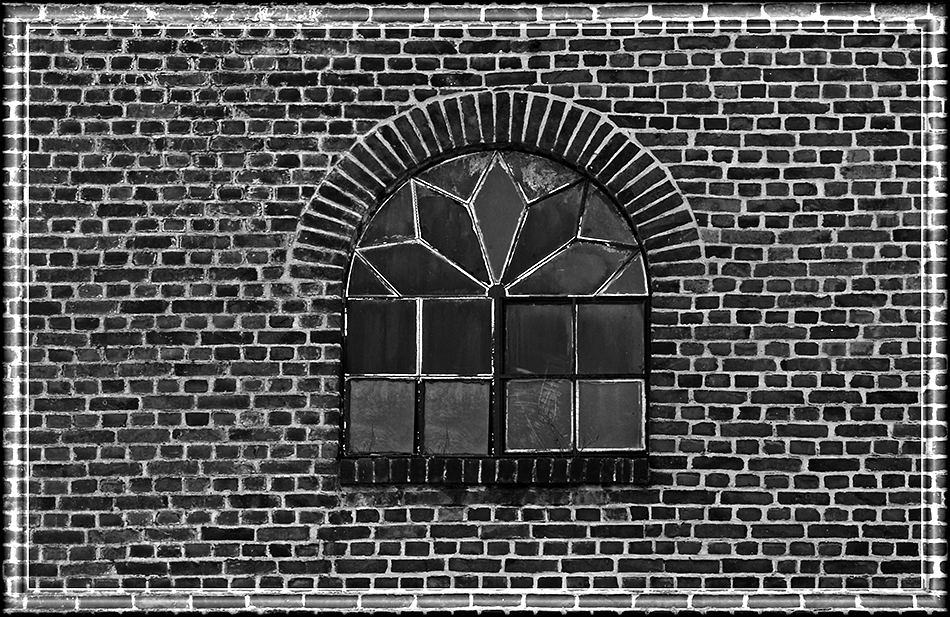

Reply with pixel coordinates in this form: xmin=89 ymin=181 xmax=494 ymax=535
xmin=4 ymin=2 xmax=946 ymax=610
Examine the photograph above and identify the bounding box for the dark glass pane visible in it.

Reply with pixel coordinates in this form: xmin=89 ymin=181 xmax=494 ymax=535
xmin=423 ymin=380 xmax=490 ymax=455
xmin=579 ymin=186 xmax=637 ymax=246
xmin=345 ymin=299 xmax=416 ymax=374
xmin=359 ymin=182 xmax=416 ymax=247
xmin=347 ymin=379 xmax=416 ymax=454
xmin=576 ymin=303 xmax=645 ymax=375
xmin=601 ymin=253 xmax=648 ymax=295
xmin=505 ymin=379 xmax=572 ymax=451
xmin=417 ymin=151 xmax=494 ymax=202
xmin=347 ymin=254 xmax=394 ymax=296
xmin=472 ymin=161 xmax=526 ymax=282
xmin=416 ymin=183 xmax=491 ymax=284
xmin=505 ymin=303 xmax=572 ymax=375
xmin=502 ymin=182 xmax=585 ymax=284
xmin=502 ymin=151 xmax=581 ymax=203
xmin=361 ymin=242 xmax=484 ymax=296
xmin=577 ymin=380 xmax=644 ymax=450
xmin=422 ymin=299 xmax=492 ymax=375
xmin=507 ymin=241 xmax=631 ymax=296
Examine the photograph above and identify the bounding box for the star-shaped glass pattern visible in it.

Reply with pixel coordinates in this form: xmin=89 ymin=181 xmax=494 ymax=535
xmin=347 ymin=151 xmax=647 ymax=297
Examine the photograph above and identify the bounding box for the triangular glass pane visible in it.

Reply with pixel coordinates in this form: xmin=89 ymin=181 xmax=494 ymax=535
xmin=417 ymin=152 xmax=494 ymax=202
xmin=502 ymin=182 xmax=585 ymax=284
xmin=601 ymin=252 xmax=648 ymax=295
xmin=361 ymin=242 xmax=484 ymax=296
xmin=502 ymin=151 xmax=581 ymax=203
xmin=508 ymin=240 xmax=632 ymax=296
xmin=472 ymin=161 xmax=526 ymax=282
xmin=579 ymin=186 xmax=637 ymax=246
xmin=347 ymin=254 xmax=394 ymax=296
xmin=416 ymin=182 xmax=490 ymax=284
xmin=359 ymin=182 xmax=416 ymax=247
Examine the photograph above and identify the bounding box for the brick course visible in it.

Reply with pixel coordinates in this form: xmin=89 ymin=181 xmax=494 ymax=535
xmin=3 ymin=1 xmax=947 ymax=612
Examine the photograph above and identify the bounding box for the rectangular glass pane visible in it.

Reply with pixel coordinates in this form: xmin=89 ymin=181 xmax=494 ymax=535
xmin=577 ymin=380 xmax=644 ymax=451
xmin=505 ymin=379 xmax=572 ymax=452
xmin=576 ymin=303 xmax=644 ymax=375
xmin=505 ymin=303 xmax=572 ymax=375
xmin=345 ymin=299 xmax=416 ymax=374
xmin=346 ymin=379 xmax=416 ymax=454
xmin=422 ymin=380 xmax=490 ymax=455
xmin=422 ymin=299 xmax=492 ymax=375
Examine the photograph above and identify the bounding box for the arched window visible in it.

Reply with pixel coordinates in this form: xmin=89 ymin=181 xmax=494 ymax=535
xmin=342 ymin=150 xmax=649 ymax=477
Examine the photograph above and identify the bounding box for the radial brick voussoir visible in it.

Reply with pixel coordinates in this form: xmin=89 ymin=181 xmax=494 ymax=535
xmin=288 ymin=91 xmax=702 ymax=283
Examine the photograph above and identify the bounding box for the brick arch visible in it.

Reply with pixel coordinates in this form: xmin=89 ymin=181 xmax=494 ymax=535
xmin=287 ymin=90 xmax=703 ymax=286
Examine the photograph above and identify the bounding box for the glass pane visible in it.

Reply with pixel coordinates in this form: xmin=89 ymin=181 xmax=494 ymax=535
xmin=601 ymin=252 xmax=649 ymax=295
xmin=422 ymin=299 xmax=492 ymax=375
xmin=345 ymin=299 xmax=416 ymax=374
xmin=416 ymin=183 xmax=490 ymax=284
xmin=505 ymin=303 xmax=572 ymax=375
xmin=507 ymin=241 xmax=631 ymax=296
xmin=578 ymin=186 xmax=637 ymax=246
xmin=417 ymin=151 xmax=494 ymax=202
xmin=423 ymin=380 xmax=490 ymax=455
xmin=347 ymin=379 xmax=416 ymax=454
xmin=472 ymin=161 xmax=526 ymax=282
xmin=577 ymin=380 xmax=644 ymax=450
xmin=505 ymin=379 xmax=572 ymax=451
xmin=502 ymin=182 xmax=585 ymax=284
xmin=501 ymin=151 xmax=581 ymax=203
xmin=359 ymin=182 xmax=416 ymax=247
xmin=346 ymin=254 xmax=394 ymax=296
xmin=361 ymin=242 xmax=484 ymax=296
xmin=576 ymin=303 xmax=645 ymax=375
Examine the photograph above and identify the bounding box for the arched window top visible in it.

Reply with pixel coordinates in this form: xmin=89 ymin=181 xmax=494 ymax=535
xmin=347 ymin=150 xmax=648 ymax=298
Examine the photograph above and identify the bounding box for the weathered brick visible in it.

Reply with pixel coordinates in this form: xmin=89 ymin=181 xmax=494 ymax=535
xmin=19 ymin=5 xmax=933 ymax=599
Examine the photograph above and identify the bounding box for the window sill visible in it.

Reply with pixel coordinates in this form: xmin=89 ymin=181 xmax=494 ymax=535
xmin=339 ymin=455 xmax=648 ymax=486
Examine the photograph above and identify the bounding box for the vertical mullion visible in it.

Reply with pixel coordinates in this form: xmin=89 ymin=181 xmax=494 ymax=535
xmin=643 ymin=296 xmax=651 ymax=452
xmin=414 ymin=379 xmax=423 ymax=456
xmin=415 ymin=298 xmax=423 ymax=455
xmin=491 ymin=288 xmax=504 ymax=455
xmin=571 ymin=299 xmax=578 ymax=452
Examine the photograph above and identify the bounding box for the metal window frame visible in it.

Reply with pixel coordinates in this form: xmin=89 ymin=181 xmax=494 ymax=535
xmin=340 ymin=148 xmax=653 ymax=475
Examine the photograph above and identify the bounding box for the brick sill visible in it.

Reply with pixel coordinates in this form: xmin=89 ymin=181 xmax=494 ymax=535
xmin=339 ymin=455 xmax=648 ymax=485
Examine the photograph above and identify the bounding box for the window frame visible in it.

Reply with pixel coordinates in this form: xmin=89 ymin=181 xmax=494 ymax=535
xmin=339 ymin=148 xmax=653 ymax=484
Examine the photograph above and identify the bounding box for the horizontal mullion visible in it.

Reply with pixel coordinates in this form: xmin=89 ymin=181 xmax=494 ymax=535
xmin=341 ymin=451 xmax=649 ymax=460
xmin=346 ymin=374 xmax=493 ymax=379
xmin=346 ymin=295 xmax=490 ymax=301
xmin=503 ymin=295 xmax=650 ymax=303
xmin=500 ymin=374 xmax=646 ymax=380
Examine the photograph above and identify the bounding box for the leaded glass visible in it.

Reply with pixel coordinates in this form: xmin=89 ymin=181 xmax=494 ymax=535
xmin=344 ymin=149 xmax=651 ymax=464
xmin=416 ymin=183 xmax=490 ymax=284
xmin=577 ymin=380 xmax=644 ymax=451
xmin=359 ymin=182 xmax=416 ymax=247
xmin=503 ymin=182 xmax=585 ymax=284
xmin=360 ymin=242 xmax=484 ymax=296
xmin=577 ymin=303 xmax=645 ymax=375
xmin=347 ymin=379 xmax=416 ymax=454
xmin=507 ymin=241 xmax=632 ymax=296
xmin=417 ymin=151 xmax=494 ymax=202
xmin=506 ymin=379 xmax=572 ymax=451
xmin=501 ymin=150 xmax=581 ymax=203
xmin=423 ymin=380 xmax=491 ymax=455
xmin=422 ymin=299 xmax=492 ymax=375
xmin=578 ymin=185 xmax=638 ymax=246
xmin=472 ymin=161 xmax=525 ymax=281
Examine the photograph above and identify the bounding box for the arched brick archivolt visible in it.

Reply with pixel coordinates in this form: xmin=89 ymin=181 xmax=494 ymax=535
xmin=287 ymin=90 xmax=703 ymax=284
